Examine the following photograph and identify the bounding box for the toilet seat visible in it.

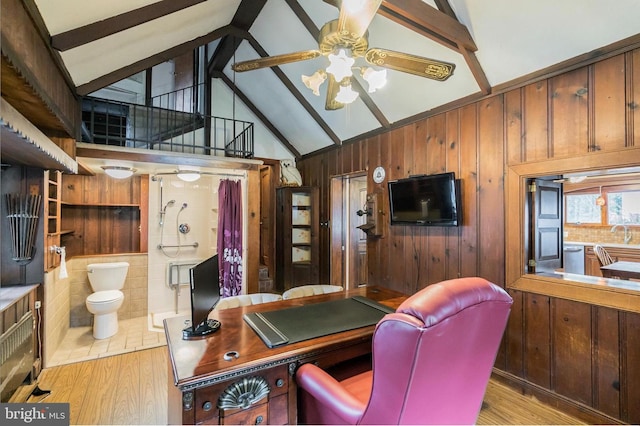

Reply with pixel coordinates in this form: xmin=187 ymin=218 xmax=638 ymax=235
xmin=87 ymin=290 xmax=123 ymax=304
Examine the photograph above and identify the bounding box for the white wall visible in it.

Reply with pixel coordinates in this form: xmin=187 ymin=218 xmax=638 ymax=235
xmin=210 ymin=78 xmax=294 ymax=160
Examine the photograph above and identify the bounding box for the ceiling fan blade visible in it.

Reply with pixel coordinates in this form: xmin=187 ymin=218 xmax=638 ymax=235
xmin=325 ymin=74 xmax=344 ymax=110
xmin=338 ymin=0 xmax=382 ymax=39
xmin=232 ymin=50 xmax=321 ymax=72
xmin=365 ymin=48 xmax=455 ymax=81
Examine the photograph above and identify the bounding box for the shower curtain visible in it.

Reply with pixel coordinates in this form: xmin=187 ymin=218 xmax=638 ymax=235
xmin=218 ymin=179 xmax=243 ymax=297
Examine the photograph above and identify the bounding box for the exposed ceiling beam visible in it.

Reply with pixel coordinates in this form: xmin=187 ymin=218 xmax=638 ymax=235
xmin=208 ymin=33 xmax=245 ymax=74
xmin=431 ymin=0 xmax=490 ymax=94
xmin=51 ymin=0 xmax=207 ymax=52
xmin=77 ymin=25 xmax=234 ymax=96
xmin=375 ymin=0 xmax=489 ymax=94
xmin=213 ymin=70 xmax=301 ymax=158
xmin=208 ymin=0 xmax=268 ymax=73
xmin=381 ymin=0 xmax=476 ymax=51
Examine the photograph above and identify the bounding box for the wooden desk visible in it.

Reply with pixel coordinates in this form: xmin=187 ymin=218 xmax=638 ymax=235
xmin=164 ymin=286 xmax=405 ymax=425
xmin=600 ymin=261 xmax=640 ymax=280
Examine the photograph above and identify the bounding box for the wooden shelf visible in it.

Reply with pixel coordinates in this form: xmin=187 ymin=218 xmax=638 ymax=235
xmin=276 ymin=186 xmax=319 ymax=291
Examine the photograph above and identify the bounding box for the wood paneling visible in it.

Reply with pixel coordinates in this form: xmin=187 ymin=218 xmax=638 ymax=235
xmin=552 ymin=298 xmax=592 ymax=405
xmin=299 ymin=46 xmax=640 ymax=424
xmin=524 ymin=293 xmax=551 ymax=388
xmin=593 ymin=55 xmax=627 ymax=150
xmin=549 ymin=68 xmax=589 ymax=157
xmin=60 ymin=174 xmax=144 ymax=257
xmin=593 ymin=306 xmax=620 ymax=417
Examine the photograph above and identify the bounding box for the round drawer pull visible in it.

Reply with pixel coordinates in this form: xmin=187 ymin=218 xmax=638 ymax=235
xmin=275 ymin=378 xmax=284 ymax=387
xmin=255 ymin=415 xmax=264 ymax=424
xmin=202 ymin=401 xmax=213 ymax=411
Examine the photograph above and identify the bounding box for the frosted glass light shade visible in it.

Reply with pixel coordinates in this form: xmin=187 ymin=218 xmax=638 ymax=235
xmin=335 ymin=83 xmax=359 ymax=104
xmin=326 ymin=49 xmax=354 ymax=82
xmin=102 ymin=166 xmax=135 ymax=179
xmin=177 ymin=171 xmax=201 ymax=182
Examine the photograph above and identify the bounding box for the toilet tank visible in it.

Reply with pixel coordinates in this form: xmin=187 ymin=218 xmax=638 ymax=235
xmin=87 ymin=262 xmax=130 ymax=291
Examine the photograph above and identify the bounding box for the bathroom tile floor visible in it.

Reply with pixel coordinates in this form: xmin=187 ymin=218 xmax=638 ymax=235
xmin=47 ymin=316 xmax=167 ymax=367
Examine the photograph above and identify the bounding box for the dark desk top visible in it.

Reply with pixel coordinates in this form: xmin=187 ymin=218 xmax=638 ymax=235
xmin=164 ymin=286 xmax=405 ymax=390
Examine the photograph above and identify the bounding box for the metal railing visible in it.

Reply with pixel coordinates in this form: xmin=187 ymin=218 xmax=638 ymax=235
xmin=81 ymin=94 xmax=254 ymax=158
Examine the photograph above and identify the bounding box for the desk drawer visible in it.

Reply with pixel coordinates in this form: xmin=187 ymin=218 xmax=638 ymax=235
xmin=194 ymin=364 xmax=289 ymax=424
xmin=220 ymin=403 xmax=268 ymax=425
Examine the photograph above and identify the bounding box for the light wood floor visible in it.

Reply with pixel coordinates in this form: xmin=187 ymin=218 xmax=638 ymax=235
xmin=14 ymin=346 xmax=583 ymax=425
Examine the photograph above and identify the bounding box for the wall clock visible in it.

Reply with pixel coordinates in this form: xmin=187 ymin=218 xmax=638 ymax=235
xmin=373 ymin=166 xmax=385 ymax=184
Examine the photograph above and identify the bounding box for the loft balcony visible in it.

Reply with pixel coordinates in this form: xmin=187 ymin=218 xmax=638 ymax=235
xmin=80 ymin=86 xmax=254 ymax=159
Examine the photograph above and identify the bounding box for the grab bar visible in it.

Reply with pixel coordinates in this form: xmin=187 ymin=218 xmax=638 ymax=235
xmin=157 ymin=242 xmax=199 ymax=249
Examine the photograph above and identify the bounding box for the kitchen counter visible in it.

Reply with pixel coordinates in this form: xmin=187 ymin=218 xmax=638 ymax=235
xmin=565 ymin=241 xmax=640 ymax=249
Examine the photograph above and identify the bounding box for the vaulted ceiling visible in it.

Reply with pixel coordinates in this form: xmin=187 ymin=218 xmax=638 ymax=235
xmin=27 ymin=0 xmax=640 ymax=158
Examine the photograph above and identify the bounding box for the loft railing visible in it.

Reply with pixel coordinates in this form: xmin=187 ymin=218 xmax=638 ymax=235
xmin=80 ymin=95 xmax=254 ymax=159
xmin=149 ymin=83 xmax=205 ymax=115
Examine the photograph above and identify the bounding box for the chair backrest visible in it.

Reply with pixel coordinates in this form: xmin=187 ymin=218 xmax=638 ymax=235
xmin=282 ymin=285 xmax=343 ymax=300
xmin=359 ymin=277 xmax=512 ymax=425
xmin=215 ymin=293 xmax=282 ymax=310
xmin=594 ymin=244 xmax=614 ymax=266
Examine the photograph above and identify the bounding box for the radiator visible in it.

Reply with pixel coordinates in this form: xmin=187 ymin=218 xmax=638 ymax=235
xmin=0 ymin=311 xmax=34 ymax=402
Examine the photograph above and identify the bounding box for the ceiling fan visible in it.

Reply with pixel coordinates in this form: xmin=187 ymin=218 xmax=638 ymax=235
xmin=231 ymin=0 xmax=455 ymax=110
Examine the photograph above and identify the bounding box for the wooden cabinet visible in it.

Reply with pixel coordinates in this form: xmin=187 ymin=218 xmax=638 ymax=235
xmin=60 ymin=173 xmax=147 ymax=257
xmin=44 ymin=170 xmax=61 ymax=271
xmin=275 ymin=187 xmax=319 ymax=292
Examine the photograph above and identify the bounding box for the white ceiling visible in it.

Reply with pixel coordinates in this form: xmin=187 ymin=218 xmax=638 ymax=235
xmin=31 ymin=0 xmax=640 ymax=157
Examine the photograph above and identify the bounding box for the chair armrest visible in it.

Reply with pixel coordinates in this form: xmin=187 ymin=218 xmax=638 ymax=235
xmin=296 ymin=363 xmax=366 ymax=424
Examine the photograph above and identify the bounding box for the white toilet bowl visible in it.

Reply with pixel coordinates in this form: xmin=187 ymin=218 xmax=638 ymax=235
xmin=86 ymin=262 xmax=129 ymax=339
xmin=86 ymin=290 xmax=124 ymax=339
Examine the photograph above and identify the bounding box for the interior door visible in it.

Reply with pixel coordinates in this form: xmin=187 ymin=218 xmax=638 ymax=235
xmin=349 ymin=178 xmax=368 ymax=287
xmin=330 ymin=174 xmax=368 ymax=289
xmin=530 ymin=178 xmax=563 ymax=274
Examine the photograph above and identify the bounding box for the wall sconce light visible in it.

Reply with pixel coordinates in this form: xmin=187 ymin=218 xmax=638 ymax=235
xmin=101 ymin=166 xmax=135 ymax=179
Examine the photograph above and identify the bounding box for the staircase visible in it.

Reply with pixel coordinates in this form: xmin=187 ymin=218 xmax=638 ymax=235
xmin=258 ymin=265 xmax=274 ymax=293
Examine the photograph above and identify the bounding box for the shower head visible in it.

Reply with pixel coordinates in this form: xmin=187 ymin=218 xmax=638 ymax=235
xmin=162 ymin=200 xmax=176 ymax=213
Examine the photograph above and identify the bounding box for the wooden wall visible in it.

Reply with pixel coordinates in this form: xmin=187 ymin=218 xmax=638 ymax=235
xmin=298 ymin=48 xmax=640 ymax=423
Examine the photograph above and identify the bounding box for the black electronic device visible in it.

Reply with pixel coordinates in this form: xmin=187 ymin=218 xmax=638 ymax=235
xmin=182 ymin=254 xmax=222 ymax=340
xmin=388 ymin=172 xmax=461 ymax=226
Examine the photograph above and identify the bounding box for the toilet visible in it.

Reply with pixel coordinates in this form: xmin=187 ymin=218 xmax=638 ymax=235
xmin=85 ymin=262 xmax=129 ymax=339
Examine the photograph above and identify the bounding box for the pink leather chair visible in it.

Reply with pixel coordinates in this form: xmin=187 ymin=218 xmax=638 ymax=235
xmin=295 ymin=277 xmax=513 ymax=425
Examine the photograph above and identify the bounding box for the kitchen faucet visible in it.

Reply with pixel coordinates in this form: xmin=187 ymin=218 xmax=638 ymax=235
xmin=611 ymin=224 xmax=632 ymax=244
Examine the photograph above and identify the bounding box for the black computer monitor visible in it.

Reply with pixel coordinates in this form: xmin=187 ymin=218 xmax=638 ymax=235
xmin=182 ymin=254 xmax=222 ymax=340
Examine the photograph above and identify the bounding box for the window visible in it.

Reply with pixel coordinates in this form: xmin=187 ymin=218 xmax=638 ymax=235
xmin=565 ymin=194 xmax=600 ymax=224
xmin=608 ymin=190 xmax=640 ymax=225
xmin=565 ymin=188 xmax=640 ymax=225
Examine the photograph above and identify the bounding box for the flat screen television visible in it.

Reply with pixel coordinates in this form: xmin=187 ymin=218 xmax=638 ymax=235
xmin=388 ymin=172 xmax=461 ymax=226
xmin=182 ymin=254 xmax=222 ymax=340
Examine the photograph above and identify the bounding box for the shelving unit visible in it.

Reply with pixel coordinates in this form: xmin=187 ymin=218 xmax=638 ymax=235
xmin=59 ymin=173 xmax=145 ymax=257
xmin=275 ymin=186 xmax=319 ymax=291
xmin=43 ymin=170 xmax=61 ymax=271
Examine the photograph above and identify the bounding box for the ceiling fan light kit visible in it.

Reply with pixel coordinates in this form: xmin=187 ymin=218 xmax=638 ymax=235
xmin=302 ymin=70 xmax=327 ymax=96
xmin=335 ymin=81 xmax=360 ymax=104
xmin=232 ymin=0 xmax=455 ymax=110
